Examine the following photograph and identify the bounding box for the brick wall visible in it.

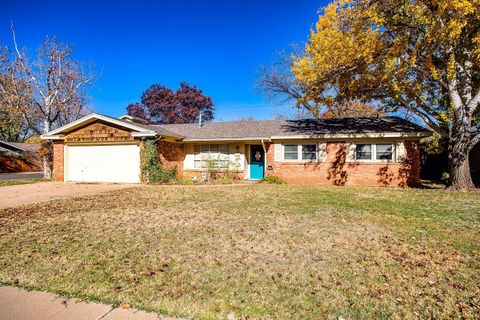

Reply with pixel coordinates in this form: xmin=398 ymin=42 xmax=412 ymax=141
xmin=265 ymin=141 xmax=421 ymax=187
xmin=157 ymin=140 xmax=185 ymax=177
xmin=52 ymin=141 xmax=64 ymax=181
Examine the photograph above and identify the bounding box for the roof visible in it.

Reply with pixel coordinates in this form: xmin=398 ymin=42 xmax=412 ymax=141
xmin=151 ymin=117 xmax=432 ymax=141
xmin=41 ymin=113 xmax=432 ymax=141
xmin=0 ymin=140 xmax=39 ymax=153
xmin=41 ymin=113 xmax=163 ymax=140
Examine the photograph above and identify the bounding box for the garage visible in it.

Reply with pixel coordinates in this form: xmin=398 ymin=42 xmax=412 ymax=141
xmin=65 ymin=144 xmax=141 ymax=183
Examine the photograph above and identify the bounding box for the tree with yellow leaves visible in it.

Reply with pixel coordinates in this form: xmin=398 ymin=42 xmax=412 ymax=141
xmin=293 ymin=0 xmax=480 ymax=189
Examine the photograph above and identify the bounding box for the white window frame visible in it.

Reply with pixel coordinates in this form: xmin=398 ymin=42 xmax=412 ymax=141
xmin=354 ymin=142 xmax=395 ymax=162
xmin=194 ymin=144 xmax=230 ymax=169
xmin=282 ymin=143 xmax=319 ymax=162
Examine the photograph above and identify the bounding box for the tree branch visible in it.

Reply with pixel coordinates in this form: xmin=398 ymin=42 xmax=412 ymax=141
xmin=10 ymin=21 xmax=46 ymax=100
xmin=467 ymin=88 xmax=480 ymax=116
xmin=470 ymin=132 xmax=480 ymax=152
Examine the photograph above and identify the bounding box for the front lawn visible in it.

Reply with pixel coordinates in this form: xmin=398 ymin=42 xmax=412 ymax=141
xmin=0 ymin=178 xmax=45 ymax=187
xmin=0 ymin=185 xmax=479 ymax=319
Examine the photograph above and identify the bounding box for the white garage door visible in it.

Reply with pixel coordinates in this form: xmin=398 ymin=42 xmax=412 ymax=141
xmin=65 ymin=144 xmax=140 ymax=183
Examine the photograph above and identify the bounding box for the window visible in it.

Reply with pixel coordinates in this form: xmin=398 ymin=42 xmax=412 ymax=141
xmin=302 ymin=144 xmax=317 ymax=160
xmin=355 ymin=143 xmax=394 ymax=161
xmin=283 ymin=144 xmax=317 ymax=161
xmin=284 ymin=145 xmax=298 ymax=160
xmin=355 ymin=144 xmax=372 ymax=160
xmin=194 ymin=144 xmax=229 ymax=168
xmin=376 ymin=144 xmax=393 ymax=160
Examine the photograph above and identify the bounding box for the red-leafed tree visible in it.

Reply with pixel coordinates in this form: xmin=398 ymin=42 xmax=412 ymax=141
xmin=127 ymin=82 xmax=214 ymax=124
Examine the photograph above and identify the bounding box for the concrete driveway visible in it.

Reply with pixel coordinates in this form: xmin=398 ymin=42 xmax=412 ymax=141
xmin=0 ymin=182 xmax=136 ymax=209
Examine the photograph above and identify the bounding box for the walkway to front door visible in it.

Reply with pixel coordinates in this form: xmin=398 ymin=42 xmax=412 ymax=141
xmin=249 ymin=145 xmax=264 ymax=180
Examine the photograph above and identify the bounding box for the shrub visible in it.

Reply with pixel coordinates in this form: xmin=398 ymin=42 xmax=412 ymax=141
xmin=260 ymin=175 xmax=285 ymax=184
xmin=141 ymin=138 xmax=177 ymax=184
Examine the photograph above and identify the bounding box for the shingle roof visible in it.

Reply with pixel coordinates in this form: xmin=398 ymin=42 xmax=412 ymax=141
xmin=0 ymin=141 xmax=39 ymax=153
xmin=148 ymin=117 xmax=431 ymax=140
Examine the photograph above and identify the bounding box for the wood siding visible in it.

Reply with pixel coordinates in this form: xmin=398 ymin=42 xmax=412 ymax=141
xmin=64 ymin=121 xmax=134 ymax=143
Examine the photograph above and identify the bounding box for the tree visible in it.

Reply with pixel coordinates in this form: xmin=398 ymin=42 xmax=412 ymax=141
xmin=127 ymin=82 xmax=214 ymax=124
xmin=8 ymin=24 xmax=95 ymax=178
xmin=258 ymin=50 xmax=382 ymax=119
xmin=321 ymin=100 xmax=383 ymax=118
xmin=257 ymin=50 xmax=323 ymax=118
xmin=0 ymin=46 xmax=34 ymax=142
xmin=292 ymin=0 xmax=480 ymax=189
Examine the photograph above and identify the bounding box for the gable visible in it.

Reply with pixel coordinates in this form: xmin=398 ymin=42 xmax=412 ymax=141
xmin=64 ymin=121 xmax=134 ymax=143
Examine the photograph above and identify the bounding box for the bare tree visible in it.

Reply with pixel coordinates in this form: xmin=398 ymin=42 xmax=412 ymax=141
xmin=10 ymin=23 xmax=96 ymax=178
xmin=257 ymin=50 xmax=324 ymax=119
xmin=0 ymin=46 xmax=36 ymax=142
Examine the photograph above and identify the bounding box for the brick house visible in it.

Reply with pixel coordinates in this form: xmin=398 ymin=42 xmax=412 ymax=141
xmin=0 ymin=140 xmax=41 ymax=173
xmin=41 ymin=113 xmax=432 ymax=186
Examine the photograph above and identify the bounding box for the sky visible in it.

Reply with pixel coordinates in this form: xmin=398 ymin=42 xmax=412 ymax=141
xmin=0 ymin=0 xmax=327 ymax=121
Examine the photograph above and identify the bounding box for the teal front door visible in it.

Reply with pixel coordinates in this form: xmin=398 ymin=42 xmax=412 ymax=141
xmin=250 ymin=145 xmax=265 ymax=180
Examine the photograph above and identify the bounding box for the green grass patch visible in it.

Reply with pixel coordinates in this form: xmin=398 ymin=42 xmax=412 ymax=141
xmin=0 ymin=178 xmax=45 ymax=187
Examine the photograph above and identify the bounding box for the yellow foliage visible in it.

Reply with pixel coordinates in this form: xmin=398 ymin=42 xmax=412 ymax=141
xmin=292 ymin=0 xmax=480 ymax=126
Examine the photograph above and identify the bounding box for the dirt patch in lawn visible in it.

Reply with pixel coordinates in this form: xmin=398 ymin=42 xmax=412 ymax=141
xmin=0 ymin=185 xmax=479 ymax=319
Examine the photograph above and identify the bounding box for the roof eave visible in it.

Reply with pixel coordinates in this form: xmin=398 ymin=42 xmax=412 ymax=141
xmin=270 ymin=131 xmax=432 ymax=139
xmin=41 ymin=113 xmax=157 ymax=140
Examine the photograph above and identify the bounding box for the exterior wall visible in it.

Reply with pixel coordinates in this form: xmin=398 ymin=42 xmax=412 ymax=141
xmin=53 ymin=141 xmax=64 ymax=182
xmin=157 ymin=140 xmax=185 ymax=177
xmin=64 ymin=121 xmax=133 ymax=143
xmin=182 ymin=142 xmax=245 ymax=180
xmin=266 ymin=140 xmax=421 ymax=187
xmin=0 ymin=152 xmax=41 ymax=173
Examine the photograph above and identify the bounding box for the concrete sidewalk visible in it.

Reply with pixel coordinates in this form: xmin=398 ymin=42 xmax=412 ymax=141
xmin=0 ymin=286 xmax=175 ymax=320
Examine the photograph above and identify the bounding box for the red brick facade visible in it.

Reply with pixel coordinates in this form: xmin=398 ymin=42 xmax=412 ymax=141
xmin=265 ymin=141 xmax=420 ymax=187
xmin=157 ymin=140 xmax=185 ymax=177
xmin=50 ymin=133 xmax=421 ymax=187
xmin=52 ymin=141 xmax=64 ymax=182
xmin=0 ymin=153 xmax=41 ymax=173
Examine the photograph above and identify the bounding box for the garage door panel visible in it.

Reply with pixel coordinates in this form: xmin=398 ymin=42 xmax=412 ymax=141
xmin=66 ymin=144 xmax=140 ymax=183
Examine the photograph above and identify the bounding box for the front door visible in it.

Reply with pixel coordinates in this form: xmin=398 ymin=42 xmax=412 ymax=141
xmin=250 ymin=145 xmax=265 ymax=180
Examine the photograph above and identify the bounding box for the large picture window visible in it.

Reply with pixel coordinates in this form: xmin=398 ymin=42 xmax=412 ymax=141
xmin=194 ymin=144 xmax=229 ymax=168
xmin=355 ymin=143 xmax=394 ymax=161
xmin=283 ymin=144 xmax=317 ymax=161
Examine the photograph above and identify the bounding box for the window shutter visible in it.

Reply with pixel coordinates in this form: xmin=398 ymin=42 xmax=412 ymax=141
xmin=274 ymin=143 xmax=282 ymax=161
xmin=318 ymin=142 xmax=327 ymax=162
xmin=346 ymin=143 xmax=356 ymax=161
xmin=396 ymin=141 xmax=406 ymax=162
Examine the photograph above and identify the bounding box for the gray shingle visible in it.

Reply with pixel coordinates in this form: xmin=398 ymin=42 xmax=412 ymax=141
xmin=146 ymin=117 xmax=431 ymax=140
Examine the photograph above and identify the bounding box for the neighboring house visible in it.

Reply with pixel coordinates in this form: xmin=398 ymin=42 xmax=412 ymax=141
xmin=0 ymin=140 xmax=41 ymax=173
xmin=40 ymin=113 xmax=432 ymax=186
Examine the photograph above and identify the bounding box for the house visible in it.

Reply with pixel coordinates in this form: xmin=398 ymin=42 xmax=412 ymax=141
xmin=40 ymin=113 xmax=432 ymax=186
xmin=0 ymin=140 xmax=41 ymax=173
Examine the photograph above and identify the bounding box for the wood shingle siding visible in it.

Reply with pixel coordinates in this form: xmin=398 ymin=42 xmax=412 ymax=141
xmin=64 ymin=121 xmax=133 ymax=143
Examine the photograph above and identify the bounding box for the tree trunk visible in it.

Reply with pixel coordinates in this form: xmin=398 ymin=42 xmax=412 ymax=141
xmin=448 ymin=116 xmax=475 ymax=190
xmin=43 ymin=118 xmax=52 ymax=180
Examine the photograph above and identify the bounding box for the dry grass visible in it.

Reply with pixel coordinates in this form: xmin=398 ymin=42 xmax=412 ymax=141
xmin=0 ymin=185 xmax=479 ymax=319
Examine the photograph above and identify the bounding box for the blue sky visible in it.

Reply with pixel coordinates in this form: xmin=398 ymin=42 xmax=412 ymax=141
xmin=1 ymin=1 xmax=326 ymax=121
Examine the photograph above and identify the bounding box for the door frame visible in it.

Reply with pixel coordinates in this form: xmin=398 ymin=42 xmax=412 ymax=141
xmin=249 ymin=144 xmax=265 ymax=180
